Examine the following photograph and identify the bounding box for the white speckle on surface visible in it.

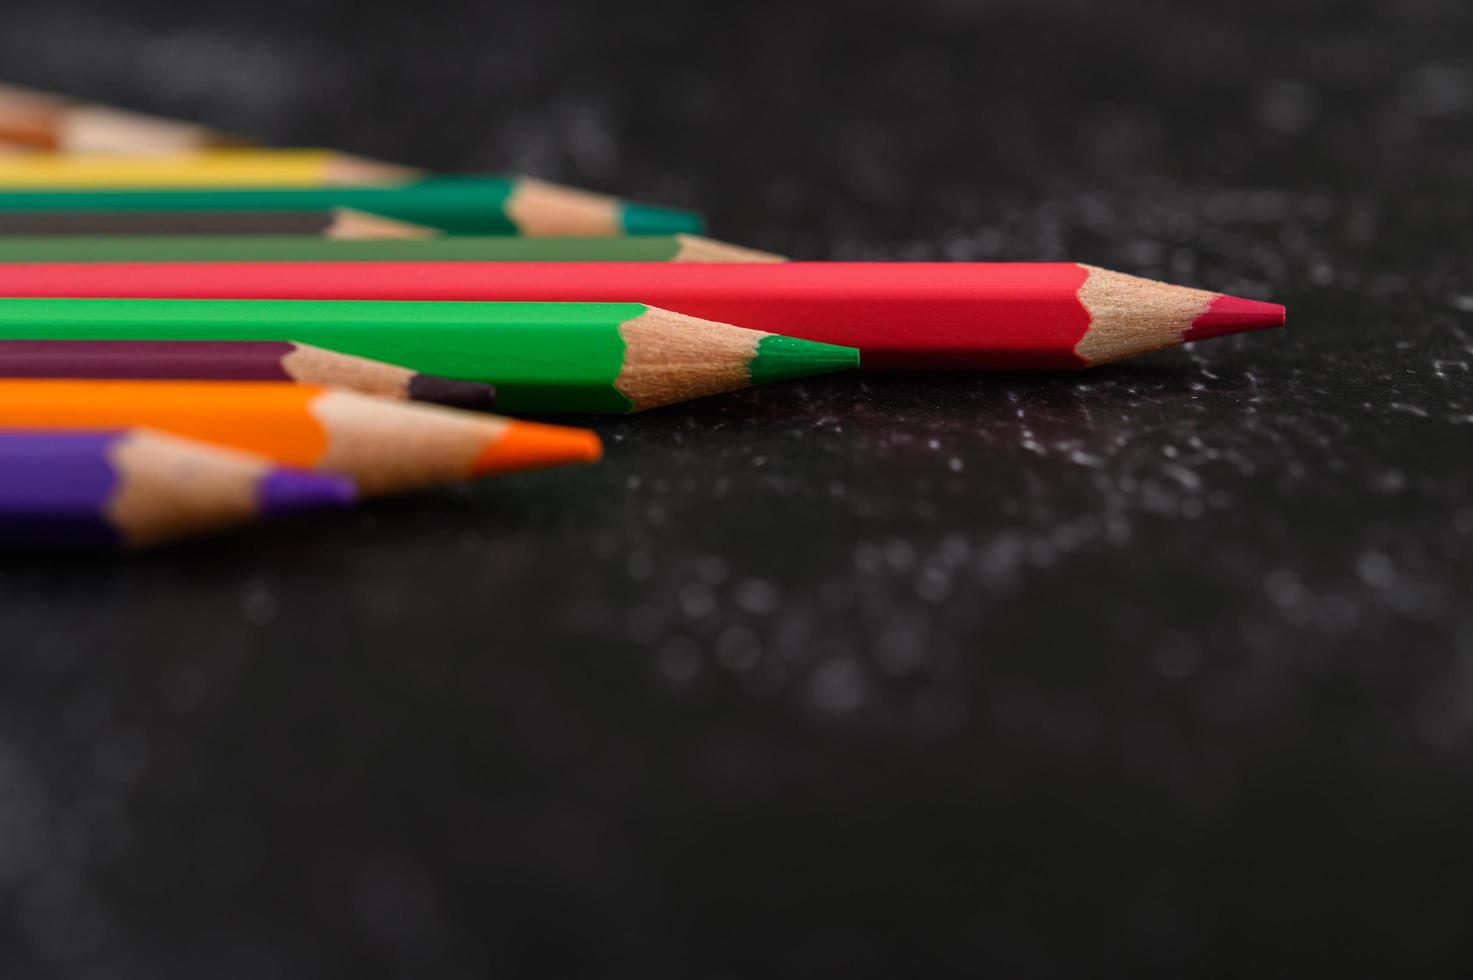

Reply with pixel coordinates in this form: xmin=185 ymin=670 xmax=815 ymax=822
xmin=352 ymin=853 xmax=442 ymax=945
xmin=809 ymin=658 xmax=867 ymax=715
xmin=1265 ymin=569 xmax=1307 ymax=608
xmin=1259 ymin=79 xmax=1318 ymax=133
xmin=625 ymin=605 xmax=667 ymax=644
xmin=853 ymin=543 xmax=884 ymax=574
xmin=716 ymin=627 xmax=762 ymax=672
xmin=679 ymin=583 xmax=717 ymax=619
xmin=92 ymin=728 xmax=149 ymax=784
xmin=915 ymin=566 xmax=952 ymax=603
xmin=874 ymin=620 xmax=928 ymax=677
xmin=194 ymin=813 xmax=267 ymax=891
xmin=654 ymin=636 xmax=703 ymax=687
xmin=1163 ymin=465 xmax=1201 ymax=491
xmin=884 ymin=540 xmax=917 ymax=571
xmin=696 ymin=556 xmax=729 ymax=586
xmin=239 ymin=581 xmax=277 ymax=626
xmin=1415 ymin=688 xmax=1473 ymax=750
xmin=989 ymin=675 xmax=1040 ymax=730
xmin=1156 ymin=638 xmax=1201 ymax=679
xmin=733 ymin=578 xmax=780 ymax=615
xmin=1357 ymin=551 xmax=1396 ymax=589
xmin=1069 ymin=450 xmax=1104 ymax=467
xmin=18 ymin=868 xmax=109 ymax=960
xmin=158 ymin=665 xmax=209 ymax=713
xmin=626 ymin=550 xmax=654 ymax=580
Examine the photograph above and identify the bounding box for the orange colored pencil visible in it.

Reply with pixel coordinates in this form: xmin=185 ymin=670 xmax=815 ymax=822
xmin=0 ymin=379 xmax=601 ymax=495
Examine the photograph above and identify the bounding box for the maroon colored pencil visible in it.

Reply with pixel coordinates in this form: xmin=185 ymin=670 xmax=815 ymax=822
xmin=0 ymin=208 xmax=437 ymax=238
xmin=0 ymin=339 xmax=496 ymax=410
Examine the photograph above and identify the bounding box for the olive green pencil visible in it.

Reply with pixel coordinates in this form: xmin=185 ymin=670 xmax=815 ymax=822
xmin=0 ymin=298 xmax=858 ymax=414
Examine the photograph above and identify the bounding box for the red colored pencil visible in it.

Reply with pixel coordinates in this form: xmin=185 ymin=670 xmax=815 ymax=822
xmin=0 ymin=262 xmax=1284 ymax=369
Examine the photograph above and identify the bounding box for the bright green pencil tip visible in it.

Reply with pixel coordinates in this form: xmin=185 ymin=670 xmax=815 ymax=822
xmin=750 ymin=335 xmax=861 ymax=384
xmin=618 ymin=201 xmax=706 ymax=235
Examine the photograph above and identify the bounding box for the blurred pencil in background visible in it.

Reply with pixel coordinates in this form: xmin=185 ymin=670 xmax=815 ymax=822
xmin=0 ymin=81 xmax=242 ymax=153
xmin=0 ymin=339 xmax=498 ymax=410
xmin=0 ymin=148 xmax=417 ymax=187
xmin=0 ymin=208 xmax=439 ymax=238
xmin=0 ymin=379 xmax=603 ymax=494
xmin=0 ymin=176 xmax=705 ymax=235
xmin=0 ymin=233 xmax=780 ymax=262
xmin=0 ymin=428 xmax=356 ymax=549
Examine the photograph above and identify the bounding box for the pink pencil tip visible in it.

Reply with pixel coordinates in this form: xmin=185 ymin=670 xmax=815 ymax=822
xmin=1185 ymin=295 xmax=1287 ymax=342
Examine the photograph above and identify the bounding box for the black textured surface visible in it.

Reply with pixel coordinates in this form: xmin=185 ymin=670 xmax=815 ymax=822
xmin=1 ymin=0 xmax=1472 ymax=975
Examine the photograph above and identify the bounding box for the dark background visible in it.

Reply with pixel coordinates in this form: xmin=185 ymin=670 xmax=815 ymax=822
xmin=0 ymin=0 xmax=1471 ymax=975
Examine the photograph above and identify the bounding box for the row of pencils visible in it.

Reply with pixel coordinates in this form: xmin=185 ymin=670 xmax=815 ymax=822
xmin=0 ymin=82 xmax=1287 ymax=549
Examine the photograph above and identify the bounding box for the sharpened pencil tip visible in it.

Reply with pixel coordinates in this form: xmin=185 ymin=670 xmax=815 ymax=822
xmin=257 ymin=468 xmax=359 ymax=514
xmin=618 ymin=201 xmax=706 ymax=236
xmin=472 ymin=419 xmax=603 ymax=475
xmin=1186 ymin=295 xmax=1286 ymax=342
xmin=750 ymin=335 xmax=862 ymax=384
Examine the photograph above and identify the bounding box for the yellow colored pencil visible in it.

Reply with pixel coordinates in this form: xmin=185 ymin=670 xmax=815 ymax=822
xmin=0 ymin=148 xmax=416 ymax=188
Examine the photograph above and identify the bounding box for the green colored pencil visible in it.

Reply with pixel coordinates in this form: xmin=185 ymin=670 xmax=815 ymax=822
xmin=0 ymin=298 xmax=858 ymax=414
xmin=0 ymin=234 xmax=782 ymax=263
xmin=0 ymin=176 xmax=703 ymax=237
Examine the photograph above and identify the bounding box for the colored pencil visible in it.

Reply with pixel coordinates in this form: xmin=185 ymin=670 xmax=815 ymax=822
xmin=0 ymin=82 xmax=239 ymax=153
xmin=0 ymin=299 xmax=858 ymax=413
xmin=0 ymin=428 xmax=356 ymax=548
xmin=0 ymin=176 xmax=704 ymax=236
xmin=0 ymin=380 xmax=602 ymax=494
xmin=0 ymin=208 xmax=438 ymax=238
xmin=0 ymin=263 xmax=1285 ymax=368
xmin=0 ymin=149 xmax=416 ymax=187
xmin=0 ymin=340 xmax=497 ymax=410
xmin=0 ymin=233 xmax=781 ymax=263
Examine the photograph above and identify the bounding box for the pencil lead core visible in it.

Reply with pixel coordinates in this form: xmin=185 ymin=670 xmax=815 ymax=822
xmin=618 ymin=201 xmax=706 ymax=236
xmin=750 ymin=335 xmax=861 ymax=385
xmin=1185 ymin=295 xmax=1286 ymax=342
xmin=474 ymin=419 xmax=602 ymax=473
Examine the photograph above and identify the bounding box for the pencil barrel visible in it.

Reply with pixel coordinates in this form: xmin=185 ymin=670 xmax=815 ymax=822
xmin=0 ymin=176 xmax=705 ymax=237
xmin=0 ymin=235 xmax=760 ymax=262
xmin=0 ymin=263 xmax=1284 ymax=369
xmin=0 ymin=298 xmax=859 ymax=413
xmin=0 ymin=428 xmax=356 ymax=547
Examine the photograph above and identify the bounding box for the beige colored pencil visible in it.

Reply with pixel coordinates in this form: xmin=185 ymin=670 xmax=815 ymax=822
xmin=0 ymin=81 xmax=239 ymax=154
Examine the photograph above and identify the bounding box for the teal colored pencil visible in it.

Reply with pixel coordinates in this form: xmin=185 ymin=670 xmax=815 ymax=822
xmin=0 ymin=176 xmax=704 ymax=236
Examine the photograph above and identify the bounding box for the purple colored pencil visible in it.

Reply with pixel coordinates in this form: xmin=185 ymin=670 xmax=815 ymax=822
xmin=0 ymin=339 xmax=496 ymax=410
xmin=0 ymin=428 xmax=357 ymax=548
